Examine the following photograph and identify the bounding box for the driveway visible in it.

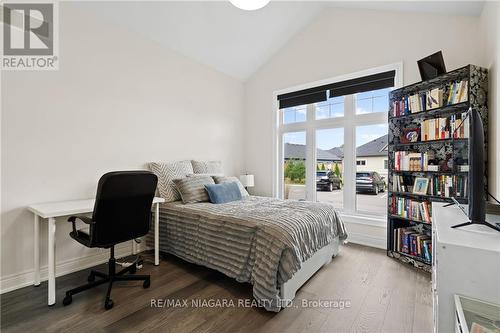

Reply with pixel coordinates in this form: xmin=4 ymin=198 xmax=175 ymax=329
xmin=316 ymin=190 xmax=387 ymax=216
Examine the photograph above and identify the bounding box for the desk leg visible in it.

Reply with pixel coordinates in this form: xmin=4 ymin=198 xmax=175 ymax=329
xmin=47 ymin=217 xmax=56 ymax=306
xmin=33 ymin=214 xmax=40 ymax=286
xmin=132 ymin=240 xmax=137 ymax=255
xmin=154 ymin=203 xmax=159 ymax=266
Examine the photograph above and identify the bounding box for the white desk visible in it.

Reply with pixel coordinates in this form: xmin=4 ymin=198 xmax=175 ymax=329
xmin=27 ymin=197 xmax=165 ymax=306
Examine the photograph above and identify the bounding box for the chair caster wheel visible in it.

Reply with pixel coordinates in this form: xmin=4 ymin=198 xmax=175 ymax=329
xmin=143 ymin=279 xmax=150 ymax=289
xmin=104 ymin=298 xmax=114 ymax=310
xmin=63 ymin=295 xmax=72 ymax=306
xmin=88 ymin=274 xmax=95 ymax=282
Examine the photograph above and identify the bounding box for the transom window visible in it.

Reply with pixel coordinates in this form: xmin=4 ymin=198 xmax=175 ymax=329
xmin=315 ymin=96 xmax=344 ymax=119
xmin=283 ymin=105 xmax=307 ymax=124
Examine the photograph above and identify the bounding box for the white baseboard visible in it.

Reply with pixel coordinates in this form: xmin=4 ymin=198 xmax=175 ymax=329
xmin=0 ymin=244 xmax=132 ymax=294
xmin=346 ymin=231 xmax=386 ymax=250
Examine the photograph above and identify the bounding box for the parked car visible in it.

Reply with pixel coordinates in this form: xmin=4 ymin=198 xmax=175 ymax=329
xmin=356 ymin=171 xmax=386 ymax=194
xmin=316 ymin=171 xmax=342 ymax=192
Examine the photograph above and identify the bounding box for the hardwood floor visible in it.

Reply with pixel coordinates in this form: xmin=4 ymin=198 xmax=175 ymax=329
xmin=1 ymin=243 xmax=432 ymax=333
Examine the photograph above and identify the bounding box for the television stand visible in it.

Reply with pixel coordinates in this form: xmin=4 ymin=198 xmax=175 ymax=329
xmin=451 ymin=219 xmax=500 ymax=232
xmin=445 ymin=196 xmax=500 ymax=232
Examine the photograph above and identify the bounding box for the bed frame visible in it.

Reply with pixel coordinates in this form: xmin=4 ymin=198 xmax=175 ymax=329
xmin=279 ymin=236 xmax=340 ymax=301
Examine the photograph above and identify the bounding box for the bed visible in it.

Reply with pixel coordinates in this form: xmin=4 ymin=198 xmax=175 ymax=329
xmin=150 ymin=195 xmax=347 ymax=312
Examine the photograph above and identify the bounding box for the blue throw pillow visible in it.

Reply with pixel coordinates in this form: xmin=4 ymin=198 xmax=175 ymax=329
xmin=204 ymin=182 xmax=242 ymax=204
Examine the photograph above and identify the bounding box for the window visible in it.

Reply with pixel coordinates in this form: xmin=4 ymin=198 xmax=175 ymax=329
xmin=315 ymin=96 xmax=344 ymax=119
xmin=282 ymin=106 xmax=306 ymax=124
xmin=384 ymin=159 xmax=388 ymax=169
xmin=355 ymin=124 xmax=388 ymax=215
xmin=356 ymin=87 xmax=391 ymax=115
xmin=316 ymin=128 xmax=344 ymax=210
xmin=276 ymin=64 xmax=399 ymax=219
xmin=283 ymin=131 xmax=306 ymax=200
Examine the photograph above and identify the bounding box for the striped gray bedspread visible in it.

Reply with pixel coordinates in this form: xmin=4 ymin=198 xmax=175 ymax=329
xmin=150 ymin=196 xmax=347 ymax=312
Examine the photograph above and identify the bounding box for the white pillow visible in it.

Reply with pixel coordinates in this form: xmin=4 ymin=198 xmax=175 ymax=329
xmin=191 ymin=160 xmax=223 ymax=175
xmin=148 ymin=161 xmax=194 ymax=202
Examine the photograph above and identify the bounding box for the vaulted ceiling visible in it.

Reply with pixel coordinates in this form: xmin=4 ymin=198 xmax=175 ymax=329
xmin=81 ymin=1 xmax=485 ymax=81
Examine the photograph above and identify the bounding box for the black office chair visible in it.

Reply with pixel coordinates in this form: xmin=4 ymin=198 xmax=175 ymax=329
xmin=62 ymin=171 xmax=158 ymax=310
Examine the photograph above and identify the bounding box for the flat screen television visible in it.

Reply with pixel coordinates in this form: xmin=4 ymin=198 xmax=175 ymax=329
xmin=451 ymin=108 xmax=500 ymax=232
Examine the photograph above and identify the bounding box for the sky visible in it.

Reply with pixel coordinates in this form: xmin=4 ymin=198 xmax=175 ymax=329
xmin=283 ymin=88 xmax=390 ymax=150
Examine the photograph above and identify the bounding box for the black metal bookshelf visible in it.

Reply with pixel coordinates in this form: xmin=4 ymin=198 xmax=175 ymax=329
xmin=387 ymin=65 xmax=488 ymax=273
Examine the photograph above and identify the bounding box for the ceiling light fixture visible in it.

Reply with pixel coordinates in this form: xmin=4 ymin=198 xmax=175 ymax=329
xmin=229 ymin=0 xmax=271 ymax=11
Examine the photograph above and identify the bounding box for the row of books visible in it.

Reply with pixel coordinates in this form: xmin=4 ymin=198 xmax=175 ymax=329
xmin=390 ymin=196 xmax=432 ymax=223
xmin=420 ymin=112 xmax=469 ymax=141
xmin=391 ymin=80 xmax=469 ymax=117
xmin=393 ymin=227 xmax=432 ymax=262
xmin=429 ymin=174 xmax=468 ymax=198
xmin=446 ymin=80 xmax=469 ymax=105
xmin=392 ymin=175 xmax=416 ymax=193
xmin=393 ymin=151 xmax=434 ymax=171
xmin=391 ymin=174 xmax=468 ymax=198
xmin=391 ymin=88 xmax=443 ymax=116
xmin=392 ymin=93 xmax=427 ymax=116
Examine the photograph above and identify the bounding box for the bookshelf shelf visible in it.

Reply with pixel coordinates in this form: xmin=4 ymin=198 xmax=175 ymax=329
xmin=388 ymin=214 xmax=432 ymax=225
xmin=389 ymin=192 xmax=467 ymax=203
xmin=393 ymin=138 xmax=467 ymax=148
xmin=395 ymin=251 xmax=432 ymax=265
xmin=390 ymin=101 xmax=469 ymax=121
xmin=392 ymin=170 xmax=468 ymax=175
xmin=387 ymin=64 xmax=488 ymax=273
xmin=388 ymin=251 xmax=432 ymax=273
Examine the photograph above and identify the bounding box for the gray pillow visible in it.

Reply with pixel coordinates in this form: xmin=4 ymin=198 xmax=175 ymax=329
xmin=149 ymin=161 xmax=194 ymax=202
xmin=192 ymin=160 xmax=223 ymax=175
xmin=213 ymin=176 xmax=249 ymax=197
xmin=173 ymin=175 xmax=215 ymax=204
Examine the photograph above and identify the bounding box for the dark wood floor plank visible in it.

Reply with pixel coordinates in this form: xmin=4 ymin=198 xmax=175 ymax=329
xmin=1 ymin=244 xmax=432 ymax=333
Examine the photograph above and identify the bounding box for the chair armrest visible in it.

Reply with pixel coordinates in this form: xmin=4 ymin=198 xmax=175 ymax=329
xmin=68 ymin=215 xmax=94 ymax=234
xmin=68 ymin=215 xmax=94 ymax=224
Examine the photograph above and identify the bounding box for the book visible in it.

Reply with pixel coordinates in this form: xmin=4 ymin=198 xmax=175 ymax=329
xmin=426 ymin=88 xmax=443 ymax=110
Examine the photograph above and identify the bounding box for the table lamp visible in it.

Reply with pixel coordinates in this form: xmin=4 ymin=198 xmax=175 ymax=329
xmin=239 ymin=174 xmax=254 ymax=190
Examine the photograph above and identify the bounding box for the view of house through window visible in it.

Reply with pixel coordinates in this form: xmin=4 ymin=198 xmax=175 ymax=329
xmin=277 ymin=68 xmax=394 ymax=218
xmin=316 ymin=128 xmax=344 ymax=210
xmin=355 ymin=124 xmax=389 ymax=216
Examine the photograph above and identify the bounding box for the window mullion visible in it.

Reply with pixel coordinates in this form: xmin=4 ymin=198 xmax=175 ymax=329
xmin=306 ymin=103 xmax=316 ymax=201
xmin=343 ymin=95 xmax=356 ymax=214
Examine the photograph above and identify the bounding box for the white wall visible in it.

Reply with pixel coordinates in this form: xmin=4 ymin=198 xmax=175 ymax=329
xmin=479 ymin=1 xmax=500 ymax=200
xmin=0 ymin=3 xmax=244 ymax=291
xmin=243 ymin=7 xmax=484 ymax=247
